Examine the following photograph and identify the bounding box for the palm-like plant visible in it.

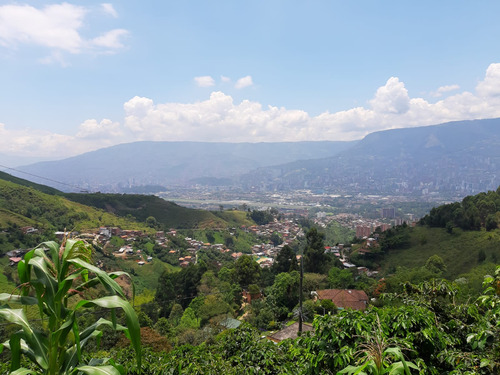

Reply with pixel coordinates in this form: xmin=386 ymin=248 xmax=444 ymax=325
xmin=0 ymin=239 xmax=141 ymax=374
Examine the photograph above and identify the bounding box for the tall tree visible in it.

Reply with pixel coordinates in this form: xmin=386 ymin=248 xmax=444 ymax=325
xmin=303 ymin=227 xmax=328 ymax=274
xmin=235 ymin=254 xmax=261 ymax=287
xmin=272 ymin=245 xmax=298 ymax=275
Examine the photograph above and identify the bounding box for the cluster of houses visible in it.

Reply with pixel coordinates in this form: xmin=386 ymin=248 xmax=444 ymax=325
xmin=242 ymin=219 xmax=304 ymax=242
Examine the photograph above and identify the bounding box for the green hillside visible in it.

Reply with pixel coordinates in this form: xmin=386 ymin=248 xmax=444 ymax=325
xmin=64 ymin=193 xmax=251 ymax=229
xmin=0 ymin=170 xmax=62 ymax=195
xmin=0 ymin=178 xmax=149 ymax=233
xmin=354 ymin=187 xmax=500 ymax=279
xmin=377 ymin=226 xmax=499 ymax=278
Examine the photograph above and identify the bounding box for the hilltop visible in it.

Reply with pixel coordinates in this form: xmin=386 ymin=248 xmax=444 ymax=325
xmin=0 ymin=178 xmax=148 ymax=233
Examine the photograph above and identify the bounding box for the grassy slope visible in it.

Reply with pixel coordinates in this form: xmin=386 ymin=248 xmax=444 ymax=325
xmin=0 ymin=170 xmax=62 ymax=195
xmin=64 ymin=194 xmax=258 ymax=229
xmin=324 ymin=221 xmax=355 ymax=246
xmin=64 ymin=193 xmax=233 ymax=229
xmin=0 ymin=179 xmax=150 ymax=232
xmin=379 ymin=225 xmax=500 ymax=278
xmin=212 ymin=210 xmax=255 ymax=227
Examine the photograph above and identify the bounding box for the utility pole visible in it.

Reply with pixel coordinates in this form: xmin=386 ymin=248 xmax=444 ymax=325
xmin=298 ymin=253 xmax=303 ymax=334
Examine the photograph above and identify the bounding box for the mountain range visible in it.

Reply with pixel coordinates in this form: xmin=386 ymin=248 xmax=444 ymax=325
xmin=5 ymin=118 xmax=500 ymax=197
xmin=239 ymin=118 xmax=500 ymax=197
xmin=8 ymin=141 xmax=353 ymax=192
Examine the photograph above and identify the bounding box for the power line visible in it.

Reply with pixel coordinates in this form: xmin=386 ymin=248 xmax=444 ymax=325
xmin=0 ymin=163 xmax=93 ymax=193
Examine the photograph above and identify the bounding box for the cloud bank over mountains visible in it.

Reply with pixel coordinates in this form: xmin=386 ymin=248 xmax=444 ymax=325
xmin=2 ymin=63 xmax=500 ymax=160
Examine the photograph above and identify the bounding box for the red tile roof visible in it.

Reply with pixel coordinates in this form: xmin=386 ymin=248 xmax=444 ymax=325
xmin=316 ymin=289 xmax=368 ymax=310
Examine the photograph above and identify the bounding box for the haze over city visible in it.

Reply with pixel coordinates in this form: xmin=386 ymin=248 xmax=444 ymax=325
xmin=1 ymin=1 xmax=500 ymax=162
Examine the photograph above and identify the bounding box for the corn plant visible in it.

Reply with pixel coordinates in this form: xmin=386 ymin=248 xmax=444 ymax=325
xmin=0 ymin=239 xmax=141 ymax=374
xmin=338 ymin=316 xmax=418 ymax=375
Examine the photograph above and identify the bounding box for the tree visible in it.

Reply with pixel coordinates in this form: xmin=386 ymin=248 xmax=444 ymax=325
xmin=303 ymin=227 xmax=328 ymax=274
xmin=234 ymin=255 xmax=260 ymax=287
xmin=249 ymin=210 xmax=273 ymax=225
xmin=146 ymin=215 xmax=158 ymax=228
xmin=424 ymin=254 xmax=447 ymax=275
xmin=179 ymin=307 xmax=200 ymax=330
xmin=267 ymin=271 xmax=301 ymax=314
xmin=225 ymin=236 xmax=234 ymax=248
xmin=0 ymin=239 xmax=141 ymax=374
xmin=198 ymin=294 xmax=232 ymax=326
xmin=486 ymin=214 xmax=498 ymax=231
xmin=272 ymin=245 xmax=298 ymax=275
xmin=169 ymin=303 xmax=184 ymax=326
xmin=270 ymin=232 xmax=283 ymax=246
xmin=206 ymin=231 xmax=216 ymax=244
xmin=328 ymin=267 xmax=355 ymax=289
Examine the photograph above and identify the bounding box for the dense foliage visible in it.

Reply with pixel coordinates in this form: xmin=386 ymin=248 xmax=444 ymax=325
xmin=76 ymin=267 xmax=500 ymax=374
xmin=421 ymin=187 xmax=500 ymax=231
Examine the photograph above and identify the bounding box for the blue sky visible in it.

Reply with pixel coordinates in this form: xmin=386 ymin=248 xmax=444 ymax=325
xmin=1 ymin=1 xmax=500 ymax=163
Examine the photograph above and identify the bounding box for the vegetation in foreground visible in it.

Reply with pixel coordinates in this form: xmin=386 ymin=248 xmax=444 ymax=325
xmin=7 ymin=266 xmax=493 ymax=375
xmin=0 ymin=239 xmax=141 ymax=374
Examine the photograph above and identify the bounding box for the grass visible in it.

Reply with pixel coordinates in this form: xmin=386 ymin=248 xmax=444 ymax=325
xmin=0 ymin=258 xmax=16 ymax=293
xmin=64 ymin=193 xmax=231 ymax=229
xmin=115 ymin=257 xmax=180 ymax=294
xmin=0 ymin=179 xmax=152 ymax=233
xmin=323 ymin=221 xmax=355 ymax=246
xmin=379 ymin=226 xmax=500 ymax=278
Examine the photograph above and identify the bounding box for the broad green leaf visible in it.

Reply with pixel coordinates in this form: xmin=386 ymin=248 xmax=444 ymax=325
xmin=0 ymin=308 xmax=48 ymax=369
xmin=0 ymin=293 xmax=38 ymax=306
xmin=29 ymin=256 xmax=59 ymax=313
xmin=11 ymin=368 xmax=37 ymax=375
xmin=68 ymin=259 xmax=125 ymax=298
xmin=74 ymin=296 xmax=141 ymax=369
xmin=76 ymin=365 xmax=123 ymax=375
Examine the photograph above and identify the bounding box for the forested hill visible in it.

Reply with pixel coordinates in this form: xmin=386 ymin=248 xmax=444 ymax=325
xmin=420 ymin=186 xmax=500 ymax=230
xmin=64 ymin=192 xmax=253 ymax=229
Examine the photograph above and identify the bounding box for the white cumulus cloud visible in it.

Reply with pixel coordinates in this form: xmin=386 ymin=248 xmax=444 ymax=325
xmin=3 ymin=63 xmax=500 ymax=159
xmin=101 ymin=3 xmax=118 ymax=18
xmin=194 ymin=76 xmax=215 ymax=87
xmin=76 ymin=119 xmax=122 ymax=139
xmin=476 ymin=63 xmax=500 ymax=97
xmin=235 ymin=75 xmax=253 ymax=89
xmin=369 ymin=77 xmax=410 ymax=114
xmin=431 ymin=84 xmax=460 ymax=97
xmin=0 ymin=2 xmax=129 ymax=63
xmin=90 ymin=29 xmax=128 ymax=50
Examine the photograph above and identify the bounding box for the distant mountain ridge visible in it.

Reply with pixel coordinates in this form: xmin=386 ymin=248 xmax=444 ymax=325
xmin=7 ymin=118 xmax=500 ymax=197
xmin=239 ymin=118 xmax=500 ymax=197
xmin=12 ymin=141 xmax=354 ymax=192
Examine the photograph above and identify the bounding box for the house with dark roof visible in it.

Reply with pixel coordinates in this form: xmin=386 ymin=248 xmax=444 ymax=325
xmin=313 ymin=289 xmax=369 ymax=310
